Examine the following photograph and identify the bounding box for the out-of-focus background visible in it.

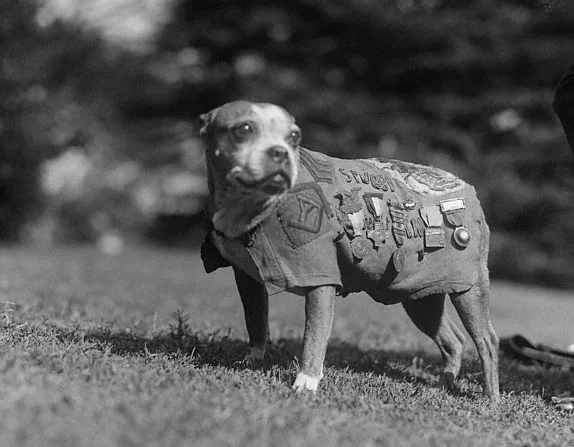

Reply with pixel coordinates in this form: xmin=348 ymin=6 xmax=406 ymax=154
xmin=2 ymin=0 xmax=574 ymax=289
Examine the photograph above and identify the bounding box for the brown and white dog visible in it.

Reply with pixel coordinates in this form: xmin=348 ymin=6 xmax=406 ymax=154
xmin=199 ymin=100 xmax=500 ymax=400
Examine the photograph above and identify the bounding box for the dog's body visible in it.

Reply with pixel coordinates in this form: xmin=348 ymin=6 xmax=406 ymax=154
xmin=200 ymin=101 xmax=500 ymax=400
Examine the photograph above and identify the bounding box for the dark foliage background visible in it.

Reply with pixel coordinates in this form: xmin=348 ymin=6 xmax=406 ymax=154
xmin=1 ymin=0 xmax=574 ymax=288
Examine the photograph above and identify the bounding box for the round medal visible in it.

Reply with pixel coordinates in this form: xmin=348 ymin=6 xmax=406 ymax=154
xmin=391 ymin=248 xmax=406 ymax=273
xmin=453 ymin=226 xmax=471 ymax=248
xmin=350 ymin=237 xmax=369 ymax=260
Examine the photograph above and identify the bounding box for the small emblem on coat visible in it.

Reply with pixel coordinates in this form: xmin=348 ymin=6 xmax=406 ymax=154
xmin=366 ymin=222 xmax=386 ymax=247
xmin=299 ymin=149 xmax=334 ymax=184
xmin=351 ymin=237 xmax=370 ymax=260
xmin=453 ymin=226 xmax=471 ymax=248
xmin=391 ymin=248 xmax=406 ymax=273
xmin=278 ymin=183 xmax=331 ymax=248
xmin=440 ymin=197 xmax=466 ymax=227
xmin=424 ymin=227 xmax=446 ymax=248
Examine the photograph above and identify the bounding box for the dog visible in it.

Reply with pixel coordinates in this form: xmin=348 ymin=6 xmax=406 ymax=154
xmin=199 ymin=100 xmax=500 ymax=401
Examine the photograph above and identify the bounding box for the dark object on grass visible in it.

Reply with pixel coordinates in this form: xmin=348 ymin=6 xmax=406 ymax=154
xmin=500 ymin=334 xmax=574 ymax=369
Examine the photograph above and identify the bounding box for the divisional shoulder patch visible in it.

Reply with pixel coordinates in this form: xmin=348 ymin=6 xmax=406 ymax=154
xmin=278 ymin=183 xmax=332 ymax=248
xmin=299 ymin=148 xmax=335 ymax=184
xmin=366 ymin=158 xmax=465 ymax=197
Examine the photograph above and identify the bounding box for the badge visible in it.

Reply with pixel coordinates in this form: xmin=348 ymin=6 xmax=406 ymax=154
xmin=412 ymin=217 xmax=425 ymax=238
xmin=453 ymin=226 xmax=471 ymax=248
xmin=299 ymin=149 xmax=334 ymax=184
xmin=440 ymin=198 xmax=466 ymax=227
xmin=391 ymin=248 xmax=406 ymax=273
xmin=351 ymin=237 xmax=369 ymax=260
xmin=424 ymin=227 xmax=446 ymax=248
xmin=419 ymin=206 xmax=443 ymax=227
xmin=366 ymin=221 xmax=386 ymax=247
xmin=439 ymin=198 xmax=466 ymax=212
xmin=403 ymin=199 xmax=416 ymax=210
xmin=405 ymin=220 xmax=414 ymax=238
xmin=336 ymin=187 xmax=365 ymax=238
xmin=389 ymin=205 xmax=407 ymax=246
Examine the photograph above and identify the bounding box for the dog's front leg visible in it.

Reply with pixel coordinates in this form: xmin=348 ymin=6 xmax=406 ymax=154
xmin=233 ymin=267 xmax=269 ymax=363
xmin=293 ymin=285 xmax=335 ymax=393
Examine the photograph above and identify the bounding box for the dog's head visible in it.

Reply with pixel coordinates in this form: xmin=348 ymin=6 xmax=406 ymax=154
xmin=200 ymin=101 xmax=300 ymax=196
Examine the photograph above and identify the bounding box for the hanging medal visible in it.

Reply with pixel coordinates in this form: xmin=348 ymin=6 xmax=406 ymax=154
xmin=336 ymin=187 xmax=369 ymax=260
xmin=364 ymin=194 xmax=387 ymax=248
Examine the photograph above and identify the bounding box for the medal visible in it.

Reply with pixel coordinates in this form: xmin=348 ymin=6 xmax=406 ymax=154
xmin=424 ymin=227 xmax=446 ymax=248
xmin=389 ymin=206 xmax=407 ymax=246
xmin=453 ymin=226 xmax=471 ymax=248
xmin=391 ymin=248 xmax=406 ymax=273
xmin=420 ymin=206 xmax=443 ymax=227
xmin=351 ymin=237 xmax=369 ymax=260
xmin=366 ymin=220 xmax=385 ymax=247
xmin=440 ymin=198 xmax=466 ymax=227
xmin=363 ymin=194 xmax=387 ymax=248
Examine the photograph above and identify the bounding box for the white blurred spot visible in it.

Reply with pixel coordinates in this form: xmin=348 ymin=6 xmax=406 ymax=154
xmin=234 ymin=54 xmax=266 ymax=77
xmin=36 ymin=0 xmax=176 ymax=53
xmin=96 ymin=232 xmax=125 ymax=256
xmin=489 ymin=109 xmax=522 ymax=133
xmin=41 ymin=149 xmax=92 ymax=198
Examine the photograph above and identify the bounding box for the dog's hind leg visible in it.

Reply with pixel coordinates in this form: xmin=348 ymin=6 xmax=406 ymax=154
xmin=450 ymin=285 xmax=499 ymax=401
xmin=233 ymin=267 xmax=269 ymax=363
xmin=402 ymin=294 xmax=466 ymax=390
xmin=450 ymin=219 xmax=499 ymax=401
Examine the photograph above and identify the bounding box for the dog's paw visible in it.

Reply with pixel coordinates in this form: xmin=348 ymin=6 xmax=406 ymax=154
xmin=292 ymin=372 xmax=320 ymax=393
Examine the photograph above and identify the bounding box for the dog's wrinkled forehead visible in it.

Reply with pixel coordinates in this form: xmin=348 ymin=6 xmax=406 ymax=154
xmin=200 ymin=101 xmax=295 ymax=137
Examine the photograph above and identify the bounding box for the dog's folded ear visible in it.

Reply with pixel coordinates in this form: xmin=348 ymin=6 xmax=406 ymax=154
xmin=200 ymin=107 xmax=220 ymax=137
xmin=199 ymin=112 xmax=212 ymax=137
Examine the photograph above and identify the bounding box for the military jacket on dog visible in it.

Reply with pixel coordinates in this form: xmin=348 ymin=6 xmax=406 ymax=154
xmin=202 ymin=148 xmax=485 ymax=304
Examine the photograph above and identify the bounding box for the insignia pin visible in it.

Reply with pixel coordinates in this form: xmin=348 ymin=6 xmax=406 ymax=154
xmin=424 ymin=227 xmax=446 ymax=249
xmin=351 ymin=237 xmax=370 ymax=260
xmin=367 ymin=220 xmax=385 ymax=247
xmin=404 ymin=200 xmax=416 ymax=210
xmin=453 ymin=226 xmax=471 ymax=248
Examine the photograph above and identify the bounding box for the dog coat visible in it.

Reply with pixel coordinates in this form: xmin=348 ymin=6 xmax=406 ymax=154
xmin=202 ymin=148 xmax=485 ymax=303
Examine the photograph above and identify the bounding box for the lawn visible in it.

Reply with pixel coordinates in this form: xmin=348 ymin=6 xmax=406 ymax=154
xmin=0 ymin=245 xmax=572 ymax=447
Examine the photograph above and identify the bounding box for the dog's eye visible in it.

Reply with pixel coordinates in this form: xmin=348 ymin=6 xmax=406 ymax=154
xmin=287 ymin=130 xmax=301 ymax=147
xmin=231 ymin=123 xmax=253 ymax=140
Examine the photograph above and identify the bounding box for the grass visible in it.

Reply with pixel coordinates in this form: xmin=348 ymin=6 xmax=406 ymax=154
xmin=0 ymin=245 xmax=572 ymax=447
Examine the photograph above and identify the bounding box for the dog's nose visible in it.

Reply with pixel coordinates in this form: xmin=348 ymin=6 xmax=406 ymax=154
xmin=266 ymin=146 xmax=289 ymax=164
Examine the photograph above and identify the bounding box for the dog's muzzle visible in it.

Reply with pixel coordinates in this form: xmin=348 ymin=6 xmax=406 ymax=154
xmin=229 ymin=167 xmax=292 ymax=195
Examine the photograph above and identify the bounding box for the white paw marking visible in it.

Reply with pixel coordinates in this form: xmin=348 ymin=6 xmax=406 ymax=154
xmin=292 ymin=373 xmax=320 ymax=393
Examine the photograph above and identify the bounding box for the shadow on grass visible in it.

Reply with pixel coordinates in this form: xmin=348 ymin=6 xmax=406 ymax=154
xmin=56 ymin=325 xmax=572 ymax=399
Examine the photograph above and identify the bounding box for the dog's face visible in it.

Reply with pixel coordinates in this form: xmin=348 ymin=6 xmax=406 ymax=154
xmin=200 ymin=101 xmax=300 ymax=196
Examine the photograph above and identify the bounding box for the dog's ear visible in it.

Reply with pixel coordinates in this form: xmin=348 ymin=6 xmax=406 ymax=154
xmin=199 ymin=109 xmax=218 ymax=137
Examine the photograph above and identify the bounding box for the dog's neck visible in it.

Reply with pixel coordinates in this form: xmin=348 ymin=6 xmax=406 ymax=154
xmin=208 ymin=170 xmax=283 ymax=239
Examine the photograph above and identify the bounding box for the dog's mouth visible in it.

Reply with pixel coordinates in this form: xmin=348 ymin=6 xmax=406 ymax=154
xmin=229 ymin=168 xmax=292 ymax=194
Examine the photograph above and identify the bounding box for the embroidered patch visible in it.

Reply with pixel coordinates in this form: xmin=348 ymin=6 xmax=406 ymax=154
xmin=278 ymin=183 xmax=332 ymax=248
xmin=299 ymin=149 xmax=334 ymax=184
xmin=365 ymin=159 xmax=465 ymax=197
